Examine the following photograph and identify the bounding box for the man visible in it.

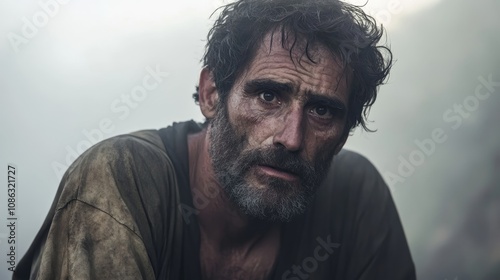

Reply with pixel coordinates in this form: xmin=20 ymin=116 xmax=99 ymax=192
xmin=14 ymin=0 xmax=415 ymax=279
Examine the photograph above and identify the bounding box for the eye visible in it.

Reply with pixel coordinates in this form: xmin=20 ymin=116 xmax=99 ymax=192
xmin=315 ymin=106 xmax=330 ymax=116
xmin=259 ymin=91 xmax=277 ymax=102
xmin=310 ymin=105 xmax=334 ymax=119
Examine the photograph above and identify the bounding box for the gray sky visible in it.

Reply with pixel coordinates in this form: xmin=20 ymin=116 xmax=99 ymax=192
xmin=1 ymin=0 xmax=499 ymax=279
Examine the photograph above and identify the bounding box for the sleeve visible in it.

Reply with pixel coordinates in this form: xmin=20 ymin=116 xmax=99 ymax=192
xmin=331 ymin=151 xmax=416 ymax=280
xmin=35 ymin=199 xmax=156 ymax=280
xmin=13 ymin=131 xmax=182 ymax=280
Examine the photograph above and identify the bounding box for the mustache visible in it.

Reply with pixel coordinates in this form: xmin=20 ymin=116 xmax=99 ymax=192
xmin=238 ymin=146 xmax=315 ymax=179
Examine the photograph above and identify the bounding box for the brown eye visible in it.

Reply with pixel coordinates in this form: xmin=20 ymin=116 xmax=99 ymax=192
xmin=315 ymin=106 xmax=329 ymax=116
xmin=259 ymin=92 xmax=276 ymax=102
xmin=310 ymin=105 xmax=334 ymax=119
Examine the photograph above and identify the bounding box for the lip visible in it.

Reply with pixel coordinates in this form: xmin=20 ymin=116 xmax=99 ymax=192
xmin=257 ymin=165 xmax=300 ymax=182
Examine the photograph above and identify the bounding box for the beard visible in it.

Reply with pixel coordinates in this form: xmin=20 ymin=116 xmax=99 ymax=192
xmin=208 ymin=105 xmax=335 ymax=222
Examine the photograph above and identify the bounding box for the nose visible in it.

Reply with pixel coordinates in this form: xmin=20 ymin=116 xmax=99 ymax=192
xmin=272 ymin=108 xmax=304 ymax=152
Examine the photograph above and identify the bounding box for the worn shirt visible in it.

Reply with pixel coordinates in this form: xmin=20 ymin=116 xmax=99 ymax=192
xmin=13 ymin=121 xmax=416 ymax=279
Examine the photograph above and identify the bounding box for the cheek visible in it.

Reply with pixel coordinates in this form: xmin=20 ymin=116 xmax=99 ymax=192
xmin=227 ymin=96 xmax=278 ymax=146
xmin=304 ymin=129 xmax=341 ymax=164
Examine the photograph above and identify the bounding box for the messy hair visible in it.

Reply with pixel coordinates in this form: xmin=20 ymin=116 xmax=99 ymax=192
xmin=193 ymin=0 xmax=393 ymax=132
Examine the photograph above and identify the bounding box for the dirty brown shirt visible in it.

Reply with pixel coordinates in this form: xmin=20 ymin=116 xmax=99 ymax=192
xmin=14 ymin=121 xmax=416 ymax=280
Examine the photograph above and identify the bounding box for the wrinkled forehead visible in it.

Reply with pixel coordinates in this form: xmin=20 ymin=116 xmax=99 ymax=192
xmin=235 ymin=31 xmax=349 ymax=98
xmin=258 ymin=29 xmax=342 ymax=70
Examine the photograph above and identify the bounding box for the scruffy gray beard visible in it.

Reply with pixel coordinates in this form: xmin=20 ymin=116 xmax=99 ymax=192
xmin=208 ymin=105 xmax=333 ymax=222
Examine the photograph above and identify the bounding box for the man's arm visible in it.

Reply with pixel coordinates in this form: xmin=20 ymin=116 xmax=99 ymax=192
xmin=14 ymin=131 xmax=182 ymax=279
xmin=333 ymin=151 xmax=416 ymax=280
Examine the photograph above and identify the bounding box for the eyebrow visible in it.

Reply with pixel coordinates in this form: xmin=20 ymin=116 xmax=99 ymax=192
xmin=243 ymin=79 xmax=294 ymax=95
xmin=305 ymin=91 xmax=347 ymax=113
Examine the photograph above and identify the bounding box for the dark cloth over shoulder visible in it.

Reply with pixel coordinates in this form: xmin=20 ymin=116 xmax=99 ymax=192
xmin=13 ymin=130 xmax=184 ymax=280
xmin=14 ymin=121 xmax=415 ymax=280
xmin=273 ymin=151 xmax=416 ymax=279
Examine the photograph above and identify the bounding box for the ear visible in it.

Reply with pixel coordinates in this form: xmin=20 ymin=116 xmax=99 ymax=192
xmin=198 ymin=67 xmax=219 ymax=119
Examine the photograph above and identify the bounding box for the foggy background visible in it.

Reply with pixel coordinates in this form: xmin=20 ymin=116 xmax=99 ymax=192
xmin=1 ymin=0 xmax=499 ymax=279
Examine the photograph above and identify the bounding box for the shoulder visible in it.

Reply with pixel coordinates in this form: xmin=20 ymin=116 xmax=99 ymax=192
xmin=322 ymin=149 xmax=387 ymax=195
xmin=82 ymin=129 xmax=166 ymax=162
xmin=314 ymin=149 xmax=393 ymax=226
xmin=331 ymin=149 xmax=381 ymax=179
xmin=324 ymin=151 xmax=416 ymax=278
xmin=65 ymin=129 xmax=170 ymax=176
xmin=55 ymin=130 xmax=176 ymax=216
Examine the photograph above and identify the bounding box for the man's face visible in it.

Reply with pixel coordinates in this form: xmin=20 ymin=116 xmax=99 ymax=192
xmin=208 ymin=33 xmax=349 ymax=222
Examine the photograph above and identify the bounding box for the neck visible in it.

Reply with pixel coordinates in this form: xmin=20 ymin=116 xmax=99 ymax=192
xmin=187 ymin=128 xmax=279 ymax=250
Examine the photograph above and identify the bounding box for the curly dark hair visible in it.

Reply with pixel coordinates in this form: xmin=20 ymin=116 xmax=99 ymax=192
xmin=193 ymin=0 xmax=393 ymax=132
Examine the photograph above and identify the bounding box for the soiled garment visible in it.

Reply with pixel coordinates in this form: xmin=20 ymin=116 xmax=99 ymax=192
xmin=14 ymin=121 xmax=416 ymax=280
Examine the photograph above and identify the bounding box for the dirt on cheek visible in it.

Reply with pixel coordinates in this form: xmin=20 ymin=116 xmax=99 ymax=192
xmin=229 ymin=95 xmax=262 ymax=123
xmin=233 ymin=106 xmax=282 ymax=149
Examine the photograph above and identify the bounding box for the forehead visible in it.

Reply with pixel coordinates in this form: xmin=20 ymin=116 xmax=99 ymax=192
xmin=235 ymin=32 xmax=348 ymax=102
